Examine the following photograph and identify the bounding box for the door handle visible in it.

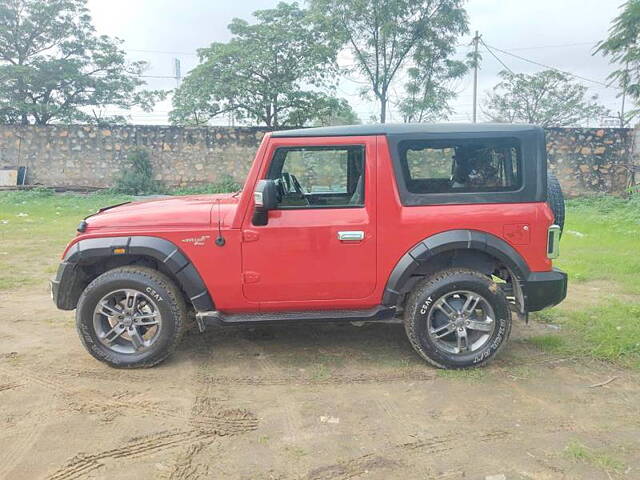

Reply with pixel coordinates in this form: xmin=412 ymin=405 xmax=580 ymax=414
xmin=338 ymin=231 xmax=365 ymax=241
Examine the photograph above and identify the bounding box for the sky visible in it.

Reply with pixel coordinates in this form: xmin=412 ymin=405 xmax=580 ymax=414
xmin=86 ymin=0 xmax=628 ymax=126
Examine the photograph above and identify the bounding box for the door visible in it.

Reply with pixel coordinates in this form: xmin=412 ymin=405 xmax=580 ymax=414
xmin=241 ymin=138 xmax=377 ymax=305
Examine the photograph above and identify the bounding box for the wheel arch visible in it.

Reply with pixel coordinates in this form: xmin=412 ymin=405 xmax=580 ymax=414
xmin=382 ymin=230 xmax=530 ymax=309
xmin=54 ymin=236 xmax=214 ymax=311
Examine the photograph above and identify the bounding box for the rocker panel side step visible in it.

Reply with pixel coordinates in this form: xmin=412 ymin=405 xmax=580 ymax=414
xmin=196 ymin=305 xmax=396 ymax=327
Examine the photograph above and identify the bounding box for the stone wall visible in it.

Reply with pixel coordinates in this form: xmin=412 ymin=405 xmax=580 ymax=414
xmin=0 ymin=125 xmax=270 ymax=188
xmin=0 ymin=124 xmax=637 ymax=196
xmin=545 ymin=127 xmax=634 ymax=196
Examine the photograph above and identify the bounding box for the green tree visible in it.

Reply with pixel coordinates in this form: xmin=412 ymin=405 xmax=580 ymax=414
xmin=309 ymin=0 xmax=468 ymax=123
xmin=484 ymin=70 xmax=609 ymax=127
xmin=170 ymin=2 xmax=339 ymax=128
xmin=398 ymin=40 xmax=468 ymax=123
xmin=0 ymin=0 xmax=164 ymax=125
xmin=287 ymin=96 xmax=360 ymax=126
xmin=595 ymin=0 xmax=640 ymax=127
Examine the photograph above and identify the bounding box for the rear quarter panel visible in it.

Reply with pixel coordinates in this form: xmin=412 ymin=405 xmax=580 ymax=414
xmin=376 ymin=135 xmax=554 ymax=300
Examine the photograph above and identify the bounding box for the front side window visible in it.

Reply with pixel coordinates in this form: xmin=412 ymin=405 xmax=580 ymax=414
xmin=399 ymin=138 xmax=522 ymax=194
xmin=268 ymin=146 xmax=365 ymax=208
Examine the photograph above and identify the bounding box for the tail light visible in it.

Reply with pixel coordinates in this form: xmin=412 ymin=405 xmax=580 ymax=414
xmin=547 ymin=225 xmax=561 ymax=259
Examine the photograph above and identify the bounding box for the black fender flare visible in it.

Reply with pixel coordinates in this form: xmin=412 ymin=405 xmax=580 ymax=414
xmin=56 ymin=236 xmax=214 ymax=311
xmin=382 ymin=229 xmax=531 ymax=307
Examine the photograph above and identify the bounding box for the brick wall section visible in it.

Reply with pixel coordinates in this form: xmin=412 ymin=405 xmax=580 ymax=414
xmin=0 ymin=124 xmax=636 ymax=196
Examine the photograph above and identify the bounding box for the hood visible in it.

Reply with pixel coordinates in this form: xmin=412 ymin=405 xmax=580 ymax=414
xmin=85 ymin=193 xmax=240 ymax=231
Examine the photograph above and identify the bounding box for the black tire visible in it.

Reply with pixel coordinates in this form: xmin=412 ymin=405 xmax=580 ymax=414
xmin=76 ymin=266 xmax=187 ymax=368
xmin=547 ymin=171 xmax=565 ymax=234
xmin=404 ymin=268 xmax=512 ymax=369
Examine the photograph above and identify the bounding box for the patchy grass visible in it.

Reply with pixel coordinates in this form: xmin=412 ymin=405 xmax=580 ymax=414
xmin=0 ymin=189 xmax=132 ymax=291
xmin=527 ymin=301 xmax=640 ymax=369
xmin=532 ymin=309 xmax=560 ymax=324
xmin=564 ymin=302 xmax=640 ymax=368
xmin=437 ymin=368 xmax=487 ymax=381
xmin=526 ymin=334 xmax=565 ymax=351
xmin=310 ymin=364 xmax=332 ymax=382
xmin=522 ymin=195 xmax=640 ymax=370
xmin=556 ymin=196 xmax=640 ymax=294
xmin=564 ymin=439 xmax=625 ymax=475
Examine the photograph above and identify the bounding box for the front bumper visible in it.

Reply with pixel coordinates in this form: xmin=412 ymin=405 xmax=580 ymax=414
xmin=523 ymin=267 xmax=568 ymax=312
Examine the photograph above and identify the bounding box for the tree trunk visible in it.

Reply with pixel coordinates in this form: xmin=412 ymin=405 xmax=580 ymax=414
xmin=380 ymin=93 xmax=387 ymax=124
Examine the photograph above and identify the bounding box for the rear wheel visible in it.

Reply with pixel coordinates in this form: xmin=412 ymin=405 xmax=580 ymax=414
xmin=404 ymin=268 xmax=512 ymax=369
xmin=76 ymin=266 xmax=187 ymax=368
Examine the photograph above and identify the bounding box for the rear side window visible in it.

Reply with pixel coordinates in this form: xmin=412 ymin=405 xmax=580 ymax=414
xmin=399 ymin=138 xmax=522 ymax=194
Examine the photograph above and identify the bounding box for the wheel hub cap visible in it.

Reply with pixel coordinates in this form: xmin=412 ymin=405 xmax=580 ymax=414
xmin=426 ymin=290 xmax=497 ymax=355
xmin=92 ymin=288 xmax=162 ymax=354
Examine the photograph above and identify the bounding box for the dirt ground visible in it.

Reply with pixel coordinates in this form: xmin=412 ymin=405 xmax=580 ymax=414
xmin=0 ymin=283 xmax=639 ymax=480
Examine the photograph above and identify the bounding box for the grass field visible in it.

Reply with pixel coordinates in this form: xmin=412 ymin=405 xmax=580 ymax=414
xmin=1 ymin=190 xmax=639 ymax=368
xmin=0 ymin=189 xmax=132 ymax=290
xmin=536 ymin=196 xmax=640 ymax=369
xmin=556 ymin=196 xmax=640 ymax=294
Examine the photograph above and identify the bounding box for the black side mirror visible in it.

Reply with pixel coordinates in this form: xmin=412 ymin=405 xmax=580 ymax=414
xmin=252 ymin=179 xmax=279 ymax=226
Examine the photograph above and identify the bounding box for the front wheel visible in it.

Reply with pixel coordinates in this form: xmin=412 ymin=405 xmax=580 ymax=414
xmin=404 ymin=268 xmax=512 ymax=369
xmin=76 ymin=266 xmax=187 ymax=368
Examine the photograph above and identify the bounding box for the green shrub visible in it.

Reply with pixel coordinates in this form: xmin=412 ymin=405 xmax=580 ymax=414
xmin=111 ymin=149 xmax=165 ymax=195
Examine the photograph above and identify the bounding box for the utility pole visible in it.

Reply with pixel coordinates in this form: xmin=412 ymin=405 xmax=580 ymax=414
xmin=173 ymin=58 xmax=182 ymax=88
xmin=620 ymin=59 xmax=629 ymax=128
xmin=472 ymin=31 xmax=480 ymax=123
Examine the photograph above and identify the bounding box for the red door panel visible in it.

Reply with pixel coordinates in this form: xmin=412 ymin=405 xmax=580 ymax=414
xmin=241 ymin=208 xmax=376 ymax=302
xmin=241 ymin=136 xmax=378 ymax=308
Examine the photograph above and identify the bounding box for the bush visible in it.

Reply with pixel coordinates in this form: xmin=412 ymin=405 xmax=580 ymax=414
xmin=170 ymin=175 xmax=241 ymax=195
xmin=111 ymin=149 xmax=165 ymax=195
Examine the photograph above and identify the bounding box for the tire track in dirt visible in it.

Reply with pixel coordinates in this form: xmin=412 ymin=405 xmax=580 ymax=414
xmin=0 ymin=411 xmax=50 ymax=479
xmin=47 ymin=430 xmax=215 ymax=480
xmin=0 ymin=365 xmax=54 ymax=479
xmin=301 ymin=420 xmax=590 ymax=480
xmin=165 ymin=442 xmax=210 ymax=480
xmin=195 ymin=370 xmax=436 ymax=386
xmin=237 ymin=336 xmax=303 ymax=443
xmin=306 ymin=454 xmax=401 ymax=480
xmin=45 ymin=405 xmax=257 ymax=480
xmin=0 ymin=382 xmax=22 ymax=392
xmin=0 ymin=361 xmax=259 ymax=479
xmin=0 ymin=362 xmax=258 ymax=434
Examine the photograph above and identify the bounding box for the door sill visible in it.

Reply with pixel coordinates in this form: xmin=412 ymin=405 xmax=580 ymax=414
xmin=196 ymin=305 xmax=396 ymax=327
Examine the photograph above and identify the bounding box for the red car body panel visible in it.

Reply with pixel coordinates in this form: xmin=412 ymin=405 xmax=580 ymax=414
xmin=63 ymin=132 xmax=556 ymax=314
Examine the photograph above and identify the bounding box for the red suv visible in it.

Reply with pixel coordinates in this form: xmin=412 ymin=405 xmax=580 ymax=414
xmin=52 ymin=124 xmax=567 ymax=369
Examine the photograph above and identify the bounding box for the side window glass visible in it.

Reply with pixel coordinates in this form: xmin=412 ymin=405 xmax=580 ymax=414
xmin=268 ymin=146 xmax=365 ymax=208
xmin=400 ymin=139 xmax=522 ymax=194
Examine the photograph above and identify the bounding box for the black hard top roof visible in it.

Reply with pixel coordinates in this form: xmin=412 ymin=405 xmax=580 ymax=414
xmin=271 ymin=123 xmax=540 ymax=138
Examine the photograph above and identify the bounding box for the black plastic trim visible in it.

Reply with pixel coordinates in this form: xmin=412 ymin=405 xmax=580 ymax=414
xmin=200 ymin=305 xmax=396 ymax=326
xmin=382 ymin=230 xmax=531 ymax=307
xmin=271 ymin=123 xmax=542 ymax=138
xmin=52 ymin=236 xmax=214 ymax=311
xmin=524 ymin=267 xmax=568 ymax=312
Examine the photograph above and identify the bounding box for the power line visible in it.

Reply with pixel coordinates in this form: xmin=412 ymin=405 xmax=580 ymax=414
xmin=127 ymin=48 xmax=197 ymax=56
xmin=480 ymin=40 xmax=514 ymax=74
xmin=494 ymin=41 xmax=597 ymax=51
xmin=484 ymin=43 xmax=613 ymax=88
